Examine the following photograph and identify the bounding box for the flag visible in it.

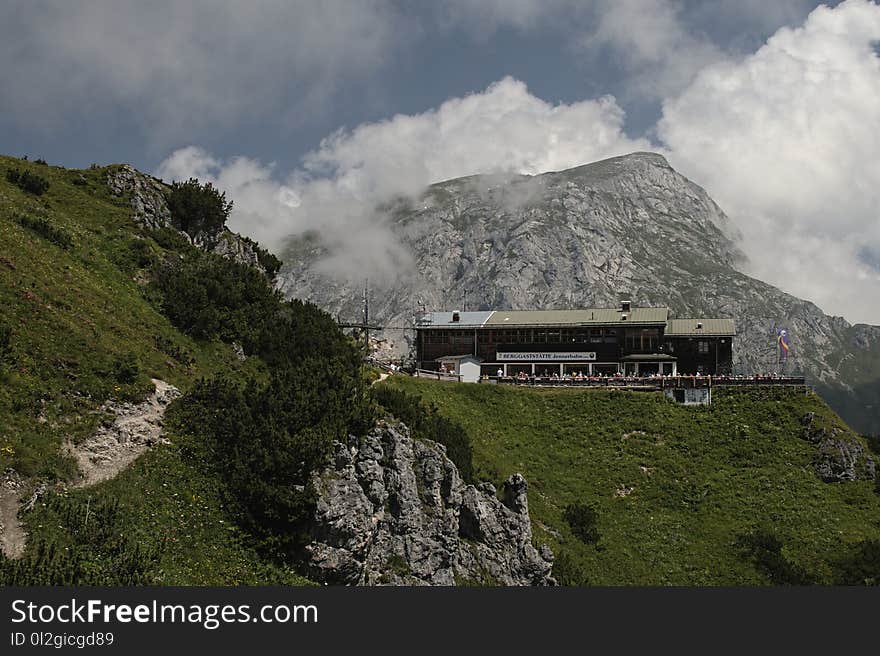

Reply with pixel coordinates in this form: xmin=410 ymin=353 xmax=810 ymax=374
xmin=776 ymin=328 xmax=791 ymax=362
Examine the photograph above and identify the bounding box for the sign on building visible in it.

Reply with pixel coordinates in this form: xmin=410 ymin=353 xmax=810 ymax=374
xmin=497 ymin=352 xmax=597 ymax=361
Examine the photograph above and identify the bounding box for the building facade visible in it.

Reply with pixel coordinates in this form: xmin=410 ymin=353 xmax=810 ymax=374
xmin=415 ymin=303 xmax=734 ymax=378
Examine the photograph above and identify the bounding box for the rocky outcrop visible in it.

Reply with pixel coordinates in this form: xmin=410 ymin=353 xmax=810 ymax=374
xmin=278 ymin=152 xmax=880 ymax=434
xmin=107 ymin=164 xmax=172 ymax=230
xmin=106 ymin=165 xmax=270 ymax=275
xmin=305 ymin=421 xmax=554 ymax=586
xmin=801 ymin=412 xmax=876 ymax=483
xmin=207 ymin=232 xmax=262 ymax=269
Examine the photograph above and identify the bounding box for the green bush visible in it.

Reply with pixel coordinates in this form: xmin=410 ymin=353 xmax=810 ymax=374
xmin=155 ymin=241 xmax=374 ymax=559
xmin=154 ymin=334 xmax=195 ymax=367
xmin=151 ymin=250 xmax=278 ymax=349
xmin=736 ymin=528 xmax=814 ymax=585
xmin=167 ymin=177 xmax=232 ymax=237
xmin=112 ymin=353 xmax=140 ymax=384
xmin=147 ymin=226 xmax=192 ymax=252
xmin=373 ymin=385 xmax=474 ymax=482
xmin=171 ymin=363 xmax=371 ymax=558
xmin=552 ymin=550 xmax=590 ymax=585
xmin=5 ymin=167 xmax=49 ymax=195
xmin=15 ymin=213 xmax=72 ymax=249
xmin=833 ymin=539 xmax=880 ymax=586
xmin=563 ymin=502 xmax=600 ymax=545
xmin=0 ymin=321 xmax=12 ymax=365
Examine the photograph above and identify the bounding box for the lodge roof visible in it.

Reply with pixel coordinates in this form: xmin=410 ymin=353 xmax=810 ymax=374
xmin=418 ymin=307 xmax=670 ymax=328
xmin=665 ymin=318 xmax=736 ymax=336
xmin=485 ymin=307 xmax=669 ymax=326
xmin=419 ymin=311 xmax=494 ymax=327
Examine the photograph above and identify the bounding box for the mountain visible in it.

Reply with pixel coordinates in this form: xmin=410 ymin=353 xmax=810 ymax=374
xmin=278 ymin=152 xmax=880 ymax=434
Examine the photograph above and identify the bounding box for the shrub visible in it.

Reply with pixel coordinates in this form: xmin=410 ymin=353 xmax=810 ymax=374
xmin=167 ymin=177 xmax=232 ymax=237
xmin=552 ymin=550 xmax=590 ymax=586
xmin=151 ymin=250 xmax=279 ymax=349
xmin=15 ymin=213 xmax=73 ymax=249
xmin=373 ymin=385 xmax=474 ymax=482
xmin=171 ymin=364 xmax=371 ymax=558
xmin=563 ymin=502 xmax=600 ymax=545
xmin=151 ymin=231 xmax=374 ymax=559
xmin=154 ymin=334 xmax=195 ymax=367
xmin=147 ymin=226 xmax=192 ymax=252
xmin=112 ymin=353 xmax=140 ymax=384
xmin=0 ymin=321 xmax=12 ymax=366
xmin=736 ymin=527 xmax=814 ymax=585
xmin=5 ymin=168 xmax=49 ymax=195
xmin=833 ymin=539 xmax=880 ymax=586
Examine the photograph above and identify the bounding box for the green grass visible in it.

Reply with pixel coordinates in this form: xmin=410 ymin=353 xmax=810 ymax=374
xmin=380 ymin=377 xmax=880 ymax=585
xmin=18 ymin=442 xmax=312 ymax=585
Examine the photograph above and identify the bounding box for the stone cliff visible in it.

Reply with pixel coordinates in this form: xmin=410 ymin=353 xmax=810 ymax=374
xmin=305 ymin=421 xmax=554 ymax=586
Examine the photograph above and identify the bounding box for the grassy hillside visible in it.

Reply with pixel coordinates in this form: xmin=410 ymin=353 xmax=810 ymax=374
xmin=0 ymin=155 xmax=262 ymax=478
xmin=380 ymin=377 xmax=880 ymax=585
xmin=0 ymin=155 xmax=309 ymax=584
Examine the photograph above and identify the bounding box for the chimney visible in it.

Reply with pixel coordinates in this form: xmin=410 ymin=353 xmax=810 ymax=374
xmin=452 ymin=311 xmax=460 ymax=323
xmin=621 ymin=300 xmax=631 ymax=313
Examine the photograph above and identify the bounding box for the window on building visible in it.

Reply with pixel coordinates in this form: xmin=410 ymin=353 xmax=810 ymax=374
xmin=625 ymin=329 xmax=659 ymax=351
xmin=698 ymin=341 xmax=709 ymax=354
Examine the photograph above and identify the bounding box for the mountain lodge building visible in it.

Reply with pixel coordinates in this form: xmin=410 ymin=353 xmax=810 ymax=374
xmin=415 ymin=303 xmax=735 ymax=382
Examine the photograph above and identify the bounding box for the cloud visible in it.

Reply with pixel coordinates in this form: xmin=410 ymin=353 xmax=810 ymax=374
xmin=157 ymin=77 xmax=648 ymax=280
xmin=658 ymin=0 xmax=880 ymax=324
xmin=576 ymin=0 xmax=727 ymax=101
xmin=0 ymin=0 xmax=402 ymax=145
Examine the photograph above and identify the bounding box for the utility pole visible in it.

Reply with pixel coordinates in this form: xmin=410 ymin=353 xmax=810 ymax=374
xmin=362 ymin=278 xmax=370 ymax=347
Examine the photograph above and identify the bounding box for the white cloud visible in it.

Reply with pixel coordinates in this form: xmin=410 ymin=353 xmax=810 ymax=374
xmin=658 ymin=0 xmax=880 ymax=324
xmin=0 ymin=0 xmax=402 ymax=144
xmin=157 ymin=77 xmax=648 ymax=280
xmin=578 ymin=0 xmax=728 ymax=101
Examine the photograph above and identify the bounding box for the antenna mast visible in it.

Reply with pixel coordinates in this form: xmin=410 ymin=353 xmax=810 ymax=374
xmin=363 ymin=278 xmax=370 ymax=347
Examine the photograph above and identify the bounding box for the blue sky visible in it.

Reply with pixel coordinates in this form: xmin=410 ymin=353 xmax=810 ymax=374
xmin=2 ymin=0 xmax=879 ymax=324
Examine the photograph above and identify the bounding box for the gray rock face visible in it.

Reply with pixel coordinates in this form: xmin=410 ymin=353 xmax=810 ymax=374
xmin=305 ymin=421 xmax=554 ymax=586
xmin=107 ymin=165 xmax=269 ymax=275
xmin=801 ymin=412 xmax=876 ymax=483
xmin=279 ymin=152 xmax=880 ymax=434
xmin=107 ymin=165 xmax=172 ymax=230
